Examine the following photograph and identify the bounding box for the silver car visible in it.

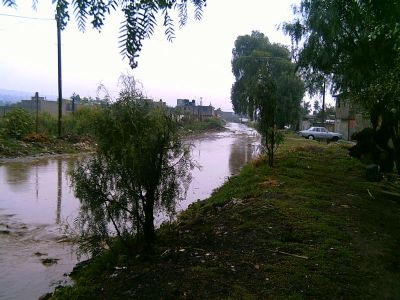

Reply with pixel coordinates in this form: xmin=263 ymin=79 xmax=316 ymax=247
xmin=299 ymin=126 xmax=342 ymax=141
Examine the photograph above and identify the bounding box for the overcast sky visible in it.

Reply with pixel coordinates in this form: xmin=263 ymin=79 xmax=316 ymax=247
xmin=0 ymin=1 xmax=303 ymax=111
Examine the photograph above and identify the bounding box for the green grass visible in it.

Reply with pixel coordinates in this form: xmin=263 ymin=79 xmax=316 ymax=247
xmin=52 ymin=133 xmax=400 ymax=299
xmin=180 ymin=117 xmax=225 ymax=133
xmin=0 ymin=135 xmax=94 ymax=158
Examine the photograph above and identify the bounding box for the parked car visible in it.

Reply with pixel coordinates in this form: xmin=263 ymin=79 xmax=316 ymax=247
xmin=298 ymin=126 xmax=343 ymax=141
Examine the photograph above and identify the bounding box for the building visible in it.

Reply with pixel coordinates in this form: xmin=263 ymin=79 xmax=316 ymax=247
xmin=334 ymin=94 xmax=371 ymax=140
xmin=176 ymin=98 xmax=215 ymax=120
xmin=1 ymin=95 xmax=78 ymax=117
xmin=215 ymin=108 xmax=241 ymax=122
xmin=177 ymin=99 xmax=196 ymax=107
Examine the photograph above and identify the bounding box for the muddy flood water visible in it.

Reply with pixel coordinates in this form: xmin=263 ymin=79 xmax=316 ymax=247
xmin=0 ymin=122 xmax=259 ymax=300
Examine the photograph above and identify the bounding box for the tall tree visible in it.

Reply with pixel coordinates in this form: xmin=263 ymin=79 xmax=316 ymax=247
xmin=231 ymin=31 xmax=305 ymax=166
xmin=231 ymin=32 xmax=304 ymax=127
xmin=2 ymin=0 xmax=207 ymax=68
xmin=71 ymin=77 xmax=192 ymax=253
xmin=283 ymin=0 xmax=400 ymax=173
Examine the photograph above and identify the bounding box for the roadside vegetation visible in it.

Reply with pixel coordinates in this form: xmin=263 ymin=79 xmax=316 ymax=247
xmin=0 ymin=107 xmax=98 ymax=158
xmin=52 ymin=133 xmax=400 ymax=299
xmin=179 ymin=116 xmax=225 ymax=133
xmin=0 ymin=104 xmax=224 ymax=159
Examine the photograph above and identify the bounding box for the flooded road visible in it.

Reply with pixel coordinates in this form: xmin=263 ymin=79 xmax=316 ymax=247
xmin=180 ymin=122 xmax=259 ymax=210
xmin=0 ymin=157 xmax=81 ymax=300
xmin=0 ymin=122 xmax=259 ymax=300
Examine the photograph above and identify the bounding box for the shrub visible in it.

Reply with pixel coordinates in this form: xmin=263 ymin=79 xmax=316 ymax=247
xmin=37 ymin=112 xmax=58 ymax=137
xmin=4 ymin=108 xmax=33 ymax=139
xmin=63 ymin=107 xmax=102 ymax=137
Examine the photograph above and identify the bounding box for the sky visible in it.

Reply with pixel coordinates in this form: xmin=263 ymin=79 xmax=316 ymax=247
xmin=0 ymin=1 xmax=305 ymax=111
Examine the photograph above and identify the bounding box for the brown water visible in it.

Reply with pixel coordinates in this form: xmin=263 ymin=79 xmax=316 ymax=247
xmin=0 ymin=122 xmax=259 ymax=300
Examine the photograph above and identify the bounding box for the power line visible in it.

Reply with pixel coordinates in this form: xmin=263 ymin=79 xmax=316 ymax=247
xmin=0 ymin=12 xmax=53 ymax=21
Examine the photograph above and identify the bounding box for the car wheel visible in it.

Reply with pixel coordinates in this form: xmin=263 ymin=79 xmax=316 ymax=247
xmin=331 ymin=136 xmax=339 ymax=142
xmin=307 ymin=135 xmax=314 ymax=140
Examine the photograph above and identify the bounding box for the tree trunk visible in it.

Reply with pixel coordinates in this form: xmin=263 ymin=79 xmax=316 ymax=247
xmin=266 ymin=127 xmax=274 ymax=167
xmin=143 ymin=194 xmax=155 ymax=249
xmin=390 ymin=127 xmax=400 ymax=175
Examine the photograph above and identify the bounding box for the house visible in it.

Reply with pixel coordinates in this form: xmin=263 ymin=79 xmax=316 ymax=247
xmin=334 ymin=94 xmax=371 ymax=140
xmin=177 ymin=99 xmax=196 ymax=107
xmin=1 ymin=95 xmax=78 ymax=117
xmin=215 ymin=108 xmax=241 ymax=122
xmin=176 ymin=99 xmax=215 ymax=120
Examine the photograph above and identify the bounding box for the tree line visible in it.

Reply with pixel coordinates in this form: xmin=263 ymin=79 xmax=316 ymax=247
xmin=283 ymin=0 xmax=400 ymax=173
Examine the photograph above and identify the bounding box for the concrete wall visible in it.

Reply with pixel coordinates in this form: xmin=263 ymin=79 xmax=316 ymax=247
xmin=1 ymin=99 xmax=77 ymax=117
xmin=335 ymin=97 xmax=371 ymax=140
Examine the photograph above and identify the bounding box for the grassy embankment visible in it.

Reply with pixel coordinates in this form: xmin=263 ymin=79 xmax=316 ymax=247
xmin=0 ymin=135 xmax=92 ymax=158
xmin=180 ymin=117 xmax=226 ymax=133
xmin=52 ymin=133 xmax=400 ymax=299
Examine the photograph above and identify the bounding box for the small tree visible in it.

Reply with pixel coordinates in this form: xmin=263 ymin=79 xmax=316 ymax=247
xmin=254 ymin=68 xmax=284 ymax=167
xmin=71 ymin=79 xmax=192 ymax=254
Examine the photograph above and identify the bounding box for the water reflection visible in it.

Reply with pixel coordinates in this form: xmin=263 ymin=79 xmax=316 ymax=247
xmin=5 ymin=159 xmax=50 ymax=188
xmin=0 ymin=156 xmax=81 ymax=300
xmin=229 ymin=135 xmax=258 ymax=175
xmin=56 ymin=158 xmax=62 ymax=224
xmin=0 ymin=156 xmax=79 ymax=225
xmin=180 ymin=123 xmax=260 ymax=210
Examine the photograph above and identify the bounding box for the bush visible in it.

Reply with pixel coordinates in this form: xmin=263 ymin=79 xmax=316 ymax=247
xmin=37 ymin=112 xmax=58 ymax=137
xmin=4 ymin=108 xmax=33 ymax=139
xmin=63 ymin=107 xmax=102 ymax=136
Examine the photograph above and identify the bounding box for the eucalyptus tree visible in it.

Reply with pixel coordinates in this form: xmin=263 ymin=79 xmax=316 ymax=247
xmin=71 ymin=77 xmax=192 ymax=253
xmin=2 ymin=0 xmax=207 ymax=68
xmin=231 ymin=31 xmax=304 ymax=166
xmin=283 ymin=0 xmax=400 ymax=173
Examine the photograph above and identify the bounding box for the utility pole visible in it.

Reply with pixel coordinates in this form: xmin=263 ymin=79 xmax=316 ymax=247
xmin=35 ymin=92 xmax=39 ymax=134
xmin=56 ymin=14 xmax=63 ymax=138
xmin=321 ymin=80 xmax=326 ymax=124
xmin=71 ymin=94 xmax=75 ymax=116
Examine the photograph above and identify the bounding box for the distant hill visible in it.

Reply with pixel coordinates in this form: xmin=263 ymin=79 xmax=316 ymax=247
xmin=0 ymin=89 xmax=57 ymax=105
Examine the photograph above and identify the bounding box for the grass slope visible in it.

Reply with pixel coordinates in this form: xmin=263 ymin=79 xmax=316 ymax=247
xmin=53 ymin=133 xmax=400 ymax=300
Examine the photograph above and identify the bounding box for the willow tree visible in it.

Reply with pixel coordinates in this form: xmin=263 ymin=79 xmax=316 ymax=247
xmin=2 ymin=0 xmax=207 ymax=68
xmin=231 ymin=31 xmax=304 ymax=166
xmin=283 ymin=0 xmax=400 ymax=173
xmin=71 ymin=79 xmax=192 ymax=253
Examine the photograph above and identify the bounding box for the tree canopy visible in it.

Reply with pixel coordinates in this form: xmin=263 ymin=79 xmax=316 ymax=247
xmin=283 ymin=0 xmax=400 ymax=97
xmin=231 ymin=31 xmax=305 ymax=128
xmin=231 ymin=31 xmax=304 ymax=166
xmin=2 ymin=0 xmax=207 ymax=68
xmin=283 ymin=0 xmax=400 ymax=173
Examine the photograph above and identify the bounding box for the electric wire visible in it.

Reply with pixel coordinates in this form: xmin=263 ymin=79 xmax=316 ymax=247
xmin=0 ymin=12 xmax=53 ymax=21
